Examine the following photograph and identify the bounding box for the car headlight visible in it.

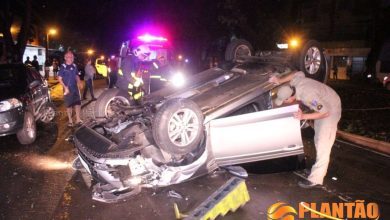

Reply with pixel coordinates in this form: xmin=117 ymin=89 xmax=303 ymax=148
xmin=384 ymin=76 xmax=388 ymax=81
xmin=170 ymin=72 xmax=186 ymax=87
xmin=0 ymin=98 xmax=22 ymax=112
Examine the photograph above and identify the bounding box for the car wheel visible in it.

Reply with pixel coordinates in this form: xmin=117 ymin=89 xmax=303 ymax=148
xmin=297 ymin=40 xmax=326 ymax=82
xmin=17 ymin=111 xmax=37 ymax=145
xmin=94 ymin=88 xmax=134 ymax=118
xmin=40 ymin=102 xmax=56 ymax=123
xmin=153 ymin=98 xmax=204 ymax=156
xmin=225 ymin=39 xmax=254 ymax=61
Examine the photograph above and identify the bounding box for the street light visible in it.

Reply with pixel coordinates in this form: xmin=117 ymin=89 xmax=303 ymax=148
xmin=87 ymin=49 xmax=95 ymax=56
xmin=46 ymin=28 xmax=57 ymax=51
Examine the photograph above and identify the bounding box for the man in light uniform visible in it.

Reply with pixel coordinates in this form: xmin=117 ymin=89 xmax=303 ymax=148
xmin=269 ymin=71 xmax=342 ymax=188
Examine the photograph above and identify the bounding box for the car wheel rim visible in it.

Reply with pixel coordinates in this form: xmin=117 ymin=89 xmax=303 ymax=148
xmin=168 ymin=108 xmax=199 ymax=147
xmin=105 ymin=96 xmax=130 ymax=118
xmin=234 ymin=45 xmax=251 ymax=59
xmin=42 ymin=106 xmax=55 ymax=122
xmin=304 ymin=47 xmax=321 ymax=75
xmin=26 ymin=116 xmax=35 ymax=138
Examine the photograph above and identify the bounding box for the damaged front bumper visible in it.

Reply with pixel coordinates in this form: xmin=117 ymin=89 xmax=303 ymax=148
xmin=73 ymin=125 xmax=214 ymax=203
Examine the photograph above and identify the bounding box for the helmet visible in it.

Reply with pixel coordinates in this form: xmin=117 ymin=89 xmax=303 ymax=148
xmin=133 ymin=45 xmax=151 ymax=57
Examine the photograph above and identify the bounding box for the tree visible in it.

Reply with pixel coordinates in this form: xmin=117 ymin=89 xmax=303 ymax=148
xmin=0 ymin=0 xmax=32 ymax=63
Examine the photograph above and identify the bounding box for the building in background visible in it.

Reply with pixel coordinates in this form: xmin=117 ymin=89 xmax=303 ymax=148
xmin=294 ymin=0 xmax=387 ymax=80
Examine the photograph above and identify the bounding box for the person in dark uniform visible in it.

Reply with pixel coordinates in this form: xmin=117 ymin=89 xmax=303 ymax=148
xmin=116 ymin=44 xmax=150 ymax=101
xmin=58 ymin=51 xmax=82 ymax=127
xmin=149 ymin=55 xmax=173 ymax=92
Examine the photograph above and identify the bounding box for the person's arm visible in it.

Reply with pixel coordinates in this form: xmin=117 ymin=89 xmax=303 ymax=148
xmin=58 ymin=76 xmax=69 ymax=95
xmin=294 ymin=108 xmax=329 ymax=120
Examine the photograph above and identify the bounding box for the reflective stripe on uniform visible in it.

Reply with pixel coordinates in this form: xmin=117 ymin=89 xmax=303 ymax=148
xmin=134 ymin=78 xmax=143 ymax=87
xmin=133 ymin=92 xmax=143 ymax=100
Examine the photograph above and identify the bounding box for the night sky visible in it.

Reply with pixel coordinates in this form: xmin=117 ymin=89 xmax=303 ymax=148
xmin=39 ymin=0 xmax=226 ymax=55
xmin=24 ymin=0 xmax=390 ymax=59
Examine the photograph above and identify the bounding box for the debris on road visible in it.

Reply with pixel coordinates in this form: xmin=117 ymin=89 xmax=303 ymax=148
xmin=174 ymin=177 xmax=250 ymax=220
xmin=168 ymin=190 xmax=183 ymax=199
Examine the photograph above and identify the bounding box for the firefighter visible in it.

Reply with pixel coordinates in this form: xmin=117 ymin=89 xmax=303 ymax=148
xmin=148 ymin=55 xmax=174 ymax=92
xmin=269 ymin=71 xmax=342 ymax=188
xmin=116 ymin=45 xmax=151 ymax=100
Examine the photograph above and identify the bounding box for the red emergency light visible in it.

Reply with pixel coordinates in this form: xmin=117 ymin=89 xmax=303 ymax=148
xmin=137 ymin=34 xmax=168 ymax=43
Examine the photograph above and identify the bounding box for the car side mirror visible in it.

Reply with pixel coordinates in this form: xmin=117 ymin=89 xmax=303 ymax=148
xmin=29 ymin=80 xmax=40 ymax=89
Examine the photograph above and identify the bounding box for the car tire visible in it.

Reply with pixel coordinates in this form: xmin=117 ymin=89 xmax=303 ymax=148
xmin=40 ymin=102 xmax=56 ymax=123
xmin=152 ymin=98 xmax=204 ymax=156
xmin=17 ymin=111 xmax=37 ymax=145
xmin=94 ymin=88 xmax=134 ymax=118
xmin=225 ymin=39 xmax=254 ymax=61
xmin=297 ymin=40 xmax=326 ymax=82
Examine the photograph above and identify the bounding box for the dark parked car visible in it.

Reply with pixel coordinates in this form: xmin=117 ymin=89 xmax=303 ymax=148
xmin=0 ymin=64 xmax=56 ymax=144
xmin=72 ymin=39 xmax=327 ymax=202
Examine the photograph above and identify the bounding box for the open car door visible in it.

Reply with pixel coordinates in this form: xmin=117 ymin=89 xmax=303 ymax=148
xmin=209 ymin=104 xmax=303 ymax=166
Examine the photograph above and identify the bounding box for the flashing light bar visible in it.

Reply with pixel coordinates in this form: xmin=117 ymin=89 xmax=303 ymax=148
xmin=137 ymin=34 xmax=168 ymax=43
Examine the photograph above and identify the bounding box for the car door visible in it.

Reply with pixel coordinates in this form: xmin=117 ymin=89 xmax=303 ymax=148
xmin=208 ymin=104 xmax=304 ymax=166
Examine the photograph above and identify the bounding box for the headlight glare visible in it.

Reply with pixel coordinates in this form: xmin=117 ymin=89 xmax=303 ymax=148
xmin=170 ymin=73 xmax=185 ymax=87
xmin=0 ymin=98 xmax=22 ymax=112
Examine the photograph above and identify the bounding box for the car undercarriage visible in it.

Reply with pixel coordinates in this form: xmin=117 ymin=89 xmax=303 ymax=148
xmin=72 ymin=39 xmax=326 ymax=203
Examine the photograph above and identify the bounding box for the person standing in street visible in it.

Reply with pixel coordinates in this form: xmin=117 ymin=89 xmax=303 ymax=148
xmin=58 ymin=51 xmax=83 ymax=127
xmin=24 ymin=56 xmax=32 ymax=66
xmin=83 ymin=58 xmax=96 ymax=101
xmin=53 ymin=58 xmax=59 ymax=79
xmin=332 ymin=64 xmax=338 ymax=80
xmin=269 ymin=71 xmax=342 ymax=188
xmin=108 ymin=58 xmax=118 ymax=88
xmin=31 ymin=55 xmax=40 ymax=71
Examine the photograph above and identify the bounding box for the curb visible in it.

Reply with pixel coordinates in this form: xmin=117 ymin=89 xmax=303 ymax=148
xmin=336 ymin=130 xmax=390 ymax=155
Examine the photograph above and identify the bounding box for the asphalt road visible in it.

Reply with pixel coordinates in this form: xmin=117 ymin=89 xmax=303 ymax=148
xmin=0 ymin=79 xmax=389 ymax=219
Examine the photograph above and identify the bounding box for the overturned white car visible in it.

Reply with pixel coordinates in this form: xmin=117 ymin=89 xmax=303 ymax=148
xmin=72 ymin=39 xmax=327 ymax=202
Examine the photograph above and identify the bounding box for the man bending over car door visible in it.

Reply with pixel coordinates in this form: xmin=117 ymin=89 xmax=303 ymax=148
xmin=269 ymin=71 xmax=342 ymax=189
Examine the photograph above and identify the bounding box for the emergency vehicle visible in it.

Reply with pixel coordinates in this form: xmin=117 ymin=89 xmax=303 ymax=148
xmin=117 ymin=34 xmax=177 ymax=94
